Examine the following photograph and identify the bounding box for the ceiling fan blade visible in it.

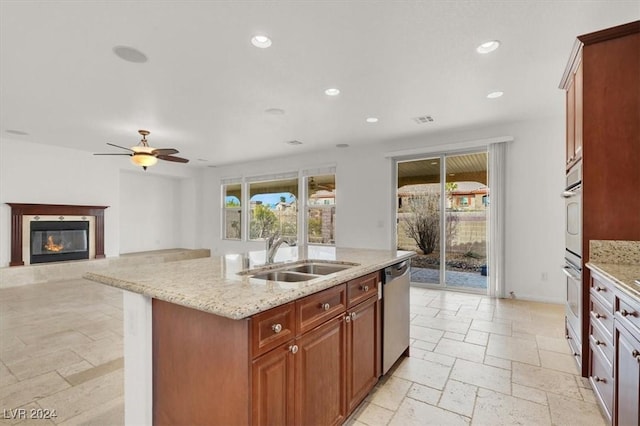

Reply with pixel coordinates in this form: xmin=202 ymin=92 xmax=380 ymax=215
xmin=94 ymin=153 xmax=132 ymax=156
xmin=107 ymin=142 xmax=135 ymax=152
xmin=157 ymin=155 xmax=189 ymax=163
xmin=152 ymin=148 xmax=179 ymax=156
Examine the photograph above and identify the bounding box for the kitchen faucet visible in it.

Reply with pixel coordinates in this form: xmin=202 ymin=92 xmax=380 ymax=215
xmin=265 ymin=232 xmax=296 ymax=264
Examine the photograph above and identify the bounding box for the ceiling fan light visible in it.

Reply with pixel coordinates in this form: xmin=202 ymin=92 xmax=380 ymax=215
xmin=131 ymin=153 xmax=158 ymax=167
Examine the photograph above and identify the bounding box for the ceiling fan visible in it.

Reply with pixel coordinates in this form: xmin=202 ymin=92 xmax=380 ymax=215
xmin=94 ymin=130 xmax=189 ymax=170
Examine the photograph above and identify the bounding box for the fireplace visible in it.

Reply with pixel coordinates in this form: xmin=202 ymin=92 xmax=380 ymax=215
xmin=30 ymin=220 xmax=90 ymax=264
xmin=7 ymin=203 xmax=108 ymax=266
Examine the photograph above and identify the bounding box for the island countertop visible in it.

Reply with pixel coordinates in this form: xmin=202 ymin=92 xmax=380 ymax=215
xmin=84 ymin=246 xmax=415 ymax=320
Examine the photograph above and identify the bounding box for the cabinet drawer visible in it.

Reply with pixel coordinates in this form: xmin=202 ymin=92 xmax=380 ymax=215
xmin=589 ymin=347 xmax=613 ymax=424
xmin=589 ymin=294 xmax=613 ymax=340
xmin=296 ymin=284 xmax=346 ymax=335
xmin=590 ymin=273 xmax=614 ymax=309
xmin=617 ymin=294 xmax=640 ymax=336
xmin=252 ymin=302 xmax=296 ymax=358
xmin=347 ymin=272 xmax=379 ymax=308
xmin=590 ymin=319 xmax=613 ymax=368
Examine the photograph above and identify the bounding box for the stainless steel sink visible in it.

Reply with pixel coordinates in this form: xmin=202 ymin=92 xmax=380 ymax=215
xmin=245 ymin=260 xmax=359 ymax=282
xmin=283 ymin=263 xmax=352 ymax=275
xmin=250 ymin=271 xmax=318 ymax=282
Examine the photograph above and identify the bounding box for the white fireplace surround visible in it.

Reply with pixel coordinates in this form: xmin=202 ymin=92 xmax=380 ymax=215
xmin=22 ymin=215 xmax=96 ymax=266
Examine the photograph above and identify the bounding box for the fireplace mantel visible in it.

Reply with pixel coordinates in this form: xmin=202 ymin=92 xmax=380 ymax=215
xmin=7 ymin=203 xmax=109 ymax=267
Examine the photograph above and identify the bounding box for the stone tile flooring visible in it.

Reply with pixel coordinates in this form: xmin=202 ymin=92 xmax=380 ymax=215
xmin=348 ymin=287 xmax=607 ymax=426
xmin=0 ymin=279 xmax=607 ymax=425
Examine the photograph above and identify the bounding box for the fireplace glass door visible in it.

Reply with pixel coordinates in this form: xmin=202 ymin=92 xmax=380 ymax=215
xmin=30 ymin=221 xmax=89 ymax=263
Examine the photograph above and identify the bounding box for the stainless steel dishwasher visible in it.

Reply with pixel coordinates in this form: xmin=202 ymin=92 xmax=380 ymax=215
xmin=382 ymin=259 xmax=410 ymax=374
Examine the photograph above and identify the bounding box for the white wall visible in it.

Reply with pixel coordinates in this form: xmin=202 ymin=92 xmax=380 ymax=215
xmin=203 ymin=116 xmax=566 ymax=303
xmin=0 ymin=137 xmax=201 ymax=266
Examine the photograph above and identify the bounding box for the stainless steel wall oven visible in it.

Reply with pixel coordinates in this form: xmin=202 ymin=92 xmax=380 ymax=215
xmin=562 ymin=162 xmax=582 ymax=363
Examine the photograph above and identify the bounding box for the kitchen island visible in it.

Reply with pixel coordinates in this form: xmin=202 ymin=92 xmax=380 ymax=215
xmin=84 ymin=246 xmax=414 ymax=425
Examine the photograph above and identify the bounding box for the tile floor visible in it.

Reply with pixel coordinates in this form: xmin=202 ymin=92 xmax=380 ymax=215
xmin=0 ymin=279 xmax=607 ymax=425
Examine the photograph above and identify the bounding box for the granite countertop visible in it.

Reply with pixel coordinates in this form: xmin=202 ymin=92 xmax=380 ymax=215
xmin=84 ymin=246 xmax=415 ymax=320
xmin=587 ymin=240 xmax=640 ymax=300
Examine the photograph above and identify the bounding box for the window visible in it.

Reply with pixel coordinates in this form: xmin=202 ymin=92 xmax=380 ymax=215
xmin=221 ymin=168 xmax=336 ymax=245
xmin=222 ymin=182 xmax=242 ymax=239
xmin=248 ymin=178 xmax=298 ymax=241
xmin=307 ymin=174 xmax=335 ymax=245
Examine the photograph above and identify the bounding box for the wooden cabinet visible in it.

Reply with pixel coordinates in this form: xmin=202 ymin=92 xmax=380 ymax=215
xmin=346 ymin=295 xmax=379 ymax=413
xmin=564 ymin=57 xmax=581 ymax=170
xmin=614 ymin=321 xmax=640 ymax=426
xmin=295 ymin=315 xmax=346 ymax=426
xmin=586 ymin=266 xmax=640 ymax=425
xmin=151 ymin=269 xmax=385 ymax=426
xmin=614 ymin=289 xmax=640 ymax=426
xmin=560 ymin=20 xmax=640 ymax=377
xmin=588 ymin=271 xmax=615 ymax=423
xmin=252 ymin=272 xmax=382 ymax=426
xmin=252 ymin=341 xmax=295 ymax=425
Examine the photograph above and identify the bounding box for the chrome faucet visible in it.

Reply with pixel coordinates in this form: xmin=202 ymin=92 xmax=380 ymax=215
xmin=265 ymin=232 xmax=296 ymax=264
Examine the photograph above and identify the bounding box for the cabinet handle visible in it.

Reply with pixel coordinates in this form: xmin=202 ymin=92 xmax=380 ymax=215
xmin=272 ymin=323 xmax=282 ymax=334
xmin=566 ymin=334 xmax=571 ymax=340
xmin=592 ymin=312 xmax=602 ymax=319
xmin=350 ymin=312 xmax=357 ymax=321
xmin=573 ymin=352 xmax=579 ymax=357
xmin=593 ymin=376 xmax=606 ymax=383
xmin=289 ymin=344 xmax=298 ymax=354
xmin=594 ymin=340 xmax=604 ymax=346
xmin=344 ymin=315 xmax=351 ymax=323
xmin=632 ymin=350 xmax=640 ymax=361
xmin=321 ymin=303 xmax=330 ymax=311
xmin=620 ymin=309 xmax=629 ymax=317
xmin=360 ymin=285 xmax=369 ymax=292
xmin=595 ymin=286 xmax=605 ymax=292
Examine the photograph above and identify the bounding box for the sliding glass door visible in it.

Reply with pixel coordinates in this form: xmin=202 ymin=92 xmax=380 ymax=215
xmin=397 ymin=151 xmax=488 ymax=292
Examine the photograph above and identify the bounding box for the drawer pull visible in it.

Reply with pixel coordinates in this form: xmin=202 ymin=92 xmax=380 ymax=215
xmin=289 ymin=344 xmax=298 ymax=354
xmin=633 ymin=350 xmax=640 ymax=361
xmin=573 ymin=352 xmax=579 ymax=357
xmin=360 ymin=285 xmax=369 ymax=292
xmin=344 ymin=315 xmax=351 ymax=323
xmin=620 ymin=309 xmax=630 ymax=317
xmin=594 ymin=339 xmax=604 ymax=346
xmin=595 ymin=286 xmax=605 ymax=292
xmin=321 ymin=303 xmax=331 ymax=311
xmin=350 ymin=312 xmax=357 ymax=321
xmin=271 ymin=323 xmax=282 ymax=334
xmin=593 ymin=376 xmax=606 ymax=383
xmin=593 ymin=312 xmax=603 ymax=319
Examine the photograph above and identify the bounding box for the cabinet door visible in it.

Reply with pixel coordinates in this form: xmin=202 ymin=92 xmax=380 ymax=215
xmin=574 ymin=59 xmax=583 ymax=162
xmin=615 ymin=324 xmax=640 ymax=426
xmin=346 ymin=295 xmax=379 ymax=414
xmin=566 ymin=76 xmax=576 ymax=168
xmin=295 ymin=315 xmax=346 ymax=426
xmin=252 ymin=342 xmax=295 ymax=426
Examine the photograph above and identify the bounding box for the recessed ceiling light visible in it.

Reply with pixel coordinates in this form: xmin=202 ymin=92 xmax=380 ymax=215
xmin=251 ymin=35 xmax=272 ymax=48
xmin=112 ymin=45 xmax=148 ymax=63
xmin=366 ymin=117 xmax=379 ymax=123
xmin=265 ymin=108 xmax=285 ymax=115
xmin=5 ymin=129 xmax=29 ymax=136
xmin=336 ymin=143 xmax=349 ymax=148
xmin=325 ymin=88 xmax=340 ymax=96
xmin=487 ymin=91 xmax=504 ymax=99
xmin=285 ymin=140 xmax=303 ymax=145
xmin=476 ymin=40 xmax=500 ymax=54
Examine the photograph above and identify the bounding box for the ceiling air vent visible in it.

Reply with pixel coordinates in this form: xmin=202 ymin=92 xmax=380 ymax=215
xmin=413 ymin=115 xmax=434 ymax=124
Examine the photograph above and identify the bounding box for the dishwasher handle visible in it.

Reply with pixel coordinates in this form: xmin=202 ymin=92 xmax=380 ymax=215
xmin=384 ymin=260 xmax=409 ymax=282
